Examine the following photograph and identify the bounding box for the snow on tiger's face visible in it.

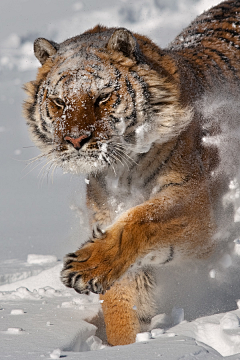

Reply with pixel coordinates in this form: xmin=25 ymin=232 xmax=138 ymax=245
xmin=25 ymin=53 xmax=152 ymax=174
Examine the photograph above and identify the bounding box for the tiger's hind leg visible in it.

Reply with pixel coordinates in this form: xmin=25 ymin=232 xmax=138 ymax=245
xmin=100 ymin=267 xmax=156 ymax=346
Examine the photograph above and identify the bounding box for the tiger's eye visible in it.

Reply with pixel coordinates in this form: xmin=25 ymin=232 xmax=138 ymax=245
xmin=50 ymin=97 xmax=65 ymax=109
xmin=95 ymin=93 xmax=111 ymax=107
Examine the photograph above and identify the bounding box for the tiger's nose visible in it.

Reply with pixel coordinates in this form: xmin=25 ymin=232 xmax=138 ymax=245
xmin=64 ymin=134 xmax=91 ymax=150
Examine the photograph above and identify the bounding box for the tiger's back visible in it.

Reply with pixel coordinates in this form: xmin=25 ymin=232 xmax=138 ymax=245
xmin=171 ymin=0 xmax=240 ymax=85
xmin=23 ymin=0 xmax=240 ymax=346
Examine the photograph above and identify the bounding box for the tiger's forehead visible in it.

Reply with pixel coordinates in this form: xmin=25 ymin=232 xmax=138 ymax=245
xmin=47 ymin=54 xmax=117 ymax=97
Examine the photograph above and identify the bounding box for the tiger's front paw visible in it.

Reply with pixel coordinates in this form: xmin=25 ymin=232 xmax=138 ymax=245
xmin=60 ymin=237 xmax=123 ymax=295
xmin=61 ymin=252 xmax=92 ymax=294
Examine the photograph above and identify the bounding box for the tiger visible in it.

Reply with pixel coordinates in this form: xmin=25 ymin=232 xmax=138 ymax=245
xmin=23 ymin=0 xmax=240 ymax=346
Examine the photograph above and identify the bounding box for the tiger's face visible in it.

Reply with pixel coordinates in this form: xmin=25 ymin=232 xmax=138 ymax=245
xmin=24 ymin=27 xmax=192 ymax=175
xmin=34 ymin=55 xmax=148 ymax=174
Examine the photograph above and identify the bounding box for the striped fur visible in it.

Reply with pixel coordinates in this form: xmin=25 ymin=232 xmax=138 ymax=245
xmin=23 ymin=0 xmax=240 ymax=346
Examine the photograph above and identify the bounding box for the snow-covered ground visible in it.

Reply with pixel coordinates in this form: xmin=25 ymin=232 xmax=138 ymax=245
xmin=2 ymin=0 xmax=240 ymax=358
xmin=1 ymin=254 xmax=240 ymax=359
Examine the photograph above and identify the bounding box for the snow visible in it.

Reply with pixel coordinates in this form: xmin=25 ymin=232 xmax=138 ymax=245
xmin=27 ymin=254 xmax=58 ymax=265
xmin=136 ymin=331 xmax=152 ymax=342
xmin=2 ymin=0 xmax=240 ymax=358
xmin=151 ymin=328 xmax=164 ymax=338
xmin=7 ymin=327 xmax=24 ymax=334
xmin=49 ymin=349 xmax=62 ymax=359
xmin=10 ymin=309 xmax=25 ymax=315
xmin=2 ymin=257 xmax=240 ymax=359
xmin=169 ymin=311 xmax=240 ymax=357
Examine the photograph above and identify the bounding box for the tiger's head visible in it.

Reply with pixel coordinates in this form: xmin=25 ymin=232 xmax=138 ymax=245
xmin=23 ymin=26 xmax=192 ymax=174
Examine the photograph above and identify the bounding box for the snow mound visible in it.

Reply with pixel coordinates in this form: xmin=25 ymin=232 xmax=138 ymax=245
xmin=0 ymin=256 xmax=59 ymax=286
xmin=169 ymin=309 xmax=240 ymax=357
xmin=0 ymin=263 xmax=64 ymax=292
xmin=27 ymin=254 xmax=58 ymax=265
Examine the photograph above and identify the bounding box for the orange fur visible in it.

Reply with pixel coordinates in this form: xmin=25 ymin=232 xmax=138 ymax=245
xmin=100 ymin=279 xmax=141 ymax=345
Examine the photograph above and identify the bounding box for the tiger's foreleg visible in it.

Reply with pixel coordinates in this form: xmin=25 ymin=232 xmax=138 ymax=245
xmin=61 ymin=179 xmax=214 ymax=294
xmin=100 ymin=268 xmax=156 ymax=345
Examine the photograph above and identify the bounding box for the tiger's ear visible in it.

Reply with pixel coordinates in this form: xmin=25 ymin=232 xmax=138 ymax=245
xmin=34 ymin=38 xmax=59 ymax=65
xmin=107 ymin=28 xmax=142 ymax=61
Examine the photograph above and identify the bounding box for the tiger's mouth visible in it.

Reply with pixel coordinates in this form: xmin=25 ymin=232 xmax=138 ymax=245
xmin=56 ymin=148 xmax=107 ymax=174
xmin=48 ymin=138 xmax=109 ymax=174
xmin=50 ymin=135 xmax=137 ymax=175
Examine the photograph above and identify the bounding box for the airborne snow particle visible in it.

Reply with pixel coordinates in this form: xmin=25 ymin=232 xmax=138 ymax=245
xmin=209 ymin=269 xmax=216 ymax=278
xmin=7 ymin=327 xmax=24 ymax=334
xmin=14 ymin=149 xmax=21 ymax=156
xmin=10 ymin=309 xmax=24 ymax=315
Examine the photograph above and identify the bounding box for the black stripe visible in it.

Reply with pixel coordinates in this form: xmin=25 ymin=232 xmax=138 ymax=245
xmin=129 ymin=72 xmax=150 ymax=134
xmin=32 ymin=124 xmax=52 ymax=144
xmin=143 ymin=140 xmax=180 ymax=187
xmin=125 ymin=76 xmax=137 ymax=128
xmin=212 ymin=14 xmax=237 ymax=22
xmin=114 ymin=66 xmax=122 ymax=80
xmin=112 ymin=94 xmax=121 ymax=109
xmin=110 ymin=115 xmax=121 ymax=123
xmin=212 ymin=36 xmax=240 ymax=48
xmin=38 ymin=87 xmax=45 ymax=106
xmin=40 ymin=115 xmax=48 ymax=133
xmin=143 ymin=270 xmax=155 ymax=286
xmin=45 ymin=102 xmax=53 ymax=121
xmin=26 ymin=101 xmax=37 ymax=121
xmin=54 ymin=74 xmax=69 ymax=89
xmin=182 ymin=27 xmax=240 ymax=45
xmin=207 ymin=27 xmax=240 ymax=38
xmin=139 ymin=148 xmax=166 ymax=187
xmin=186 ymin=50 xmax=226 ymax=80
xmin=125 ymin=77 xmax=136 ymax=99
xmin=163 ymin=246 xmax=174 ymax=265
xmin=204 ymin=47 xmax=239 ymax=78
xmin=114 ymin=81 xmax=121 ymax=92
xmin=131 ymin=71 xmax=149 ymax=100
xmin=125 ymin=111 xmax=137 ymax=129
xmin=102 ymin=80 xmax=113 ymax=90
xmin=199 ymin=51 xmax=226 ymax=80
